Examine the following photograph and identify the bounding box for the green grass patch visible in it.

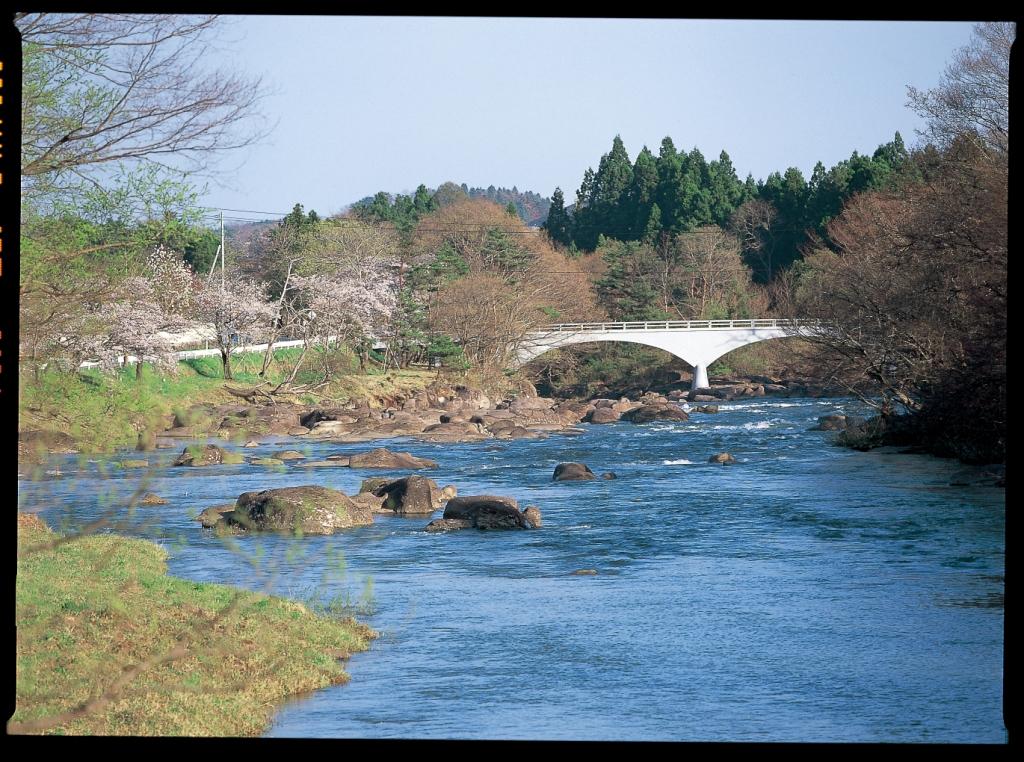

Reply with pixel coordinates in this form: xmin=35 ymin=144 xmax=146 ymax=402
xmin=12 ymin=516 xmax=375 ymax=737
xmin=19 ymin=346 xmax=438 ymax=455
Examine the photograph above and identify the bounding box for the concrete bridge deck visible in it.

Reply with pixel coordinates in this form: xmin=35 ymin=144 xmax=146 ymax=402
xmin=517 ymin=319 xmax=821 ymax=389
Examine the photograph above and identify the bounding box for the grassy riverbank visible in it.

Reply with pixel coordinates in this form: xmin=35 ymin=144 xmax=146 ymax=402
xmin=19 ymin=348 xmax=439 ymax=456
xmin=12 ymin=515 xmax=376 ymax=736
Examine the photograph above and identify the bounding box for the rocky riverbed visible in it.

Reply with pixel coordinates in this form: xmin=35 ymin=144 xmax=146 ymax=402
xmin=140 ymin=376 xmax=845 ymax=451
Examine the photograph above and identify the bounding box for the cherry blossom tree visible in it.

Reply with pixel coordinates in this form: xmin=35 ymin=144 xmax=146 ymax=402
xmin=98 ymin=278 xmax=195 ymax=378
xmin=193 ymin=278 xmax=277 ymax=380
xmin=288 ymin=267 xmax=399 ymax=374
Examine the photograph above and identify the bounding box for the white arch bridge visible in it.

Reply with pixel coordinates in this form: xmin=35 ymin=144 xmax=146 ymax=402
xmin=516 ymin=319 xmax=823 ymax=390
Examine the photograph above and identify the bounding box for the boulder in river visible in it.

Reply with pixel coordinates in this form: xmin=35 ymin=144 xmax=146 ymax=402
xmin=273 ymin=449 xmax=307 ymax=460
xmin=436 ymin=495 xmax=537 ymax=530
xmin=350 ymin=491 xmax=389 ymax=514
xmin=140 ymin=493 xmax=168 ymax=506
xmin=553 ymin=462 xmax=596 ymax=481
xmin=373 ymin=475 xmax=444 ymax=515
xmin=423 ymin=518 xmax=472 ymax=533
xmin=811 ymin=414 xmax=849 ymax=431
xmin=223 ymin=486 xmax=373 ymax=534
xmin=621 ymin=405 xmax=689 ymax=424
xmin=586 ymin=408 xmax=621 ymax=424
xmin=709 ymin=452 xmax=737 ymax=465
xmin=173 ymin=444 xmax=244 ymax=467
xmin=249 ymin=457 xmax=285 ymax=467
xmin=348 ymin=448 xmax=438 ymax=469
xmin=196 ymin=504 xmax=235 ymax=528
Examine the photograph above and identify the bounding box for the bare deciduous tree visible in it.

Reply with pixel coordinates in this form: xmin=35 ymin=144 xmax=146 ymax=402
xmin=671 ymin=226 xmax=751 ymax=319
xmin=730 ymin=198 xmax=780 ymax=281
xmin=906 ymin=21 xmax=1013 ymax=162
xmin=17 ymin=13 xmax=269 ymax=200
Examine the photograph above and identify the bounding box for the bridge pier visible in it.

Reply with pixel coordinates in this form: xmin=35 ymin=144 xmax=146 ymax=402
xmin=691 ymin=364 xmax=709 ymax=391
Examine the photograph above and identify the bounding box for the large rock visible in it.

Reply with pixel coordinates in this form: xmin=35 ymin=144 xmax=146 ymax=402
xmin=709 ymin=452 xmax=737 ymax=465
xmin=223 ymin=486 xmax=373 ymax=534
xmin=348 ymin=448 xmax=438 ymax=469
xmin=350 ymin=491 xmax=389 ymax=514
xmin=173 ymin=444 xmax=244 ymax=467
xmin=300 ymin=408 xmax=357 ymax=428
xmin=307 ymin=420 xmax=358 ymax=437
xmin=553 ymin=462 xmax=596 ymax=481
xmin=495 ymin=425 xmax=541 ymax=440
xmin=621 ymin=405 xmax=689 ymax=424
xmin=427 ymin=496 xmax=539 ymax=532
xmin=196 ymin=504 xmax=235 ymax=528
xmin=249 ymin=457 xmax=285 ymax=467
xmin=218 ymin=404 xmax=303 ymax=436
xmin=373 ymin=475 xmax=444 ymax=515
xmin=811 ymin=414 xmax=849 ymax=431
xmin=586 ymin=407 xmax=621 ymax=424
xmin=273 ymin=450 xmax=307 ymax=460
xmin=423 ymin=518 xmax=472 ymax=533
xmin=417 ymin=422 xmax=489 ymax=442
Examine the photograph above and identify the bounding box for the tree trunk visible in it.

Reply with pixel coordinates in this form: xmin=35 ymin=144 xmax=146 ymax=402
xmin=260 ymin=330 xmax=279 ymax=377
xmin=280 ymin=342 xmax=310 ymax=388
xmin=136 ymin=360 xmax=144 ymax=381
xmin=221 ymin=348 xmax=233 ymax=380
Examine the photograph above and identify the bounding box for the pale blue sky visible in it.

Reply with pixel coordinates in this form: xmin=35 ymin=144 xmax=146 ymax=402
xmin=197 ymin=17 xmax=978 ymax=218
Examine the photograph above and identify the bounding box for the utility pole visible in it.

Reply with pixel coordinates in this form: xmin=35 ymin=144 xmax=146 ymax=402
xmin=207 ymin=245 xmax=221 ymax=278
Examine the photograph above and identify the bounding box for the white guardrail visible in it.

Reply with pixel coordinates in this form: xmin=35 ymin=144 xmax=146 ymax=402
xmin=537 ymin=319 xmax=822 ymax=332
xmin=78 ymin=335 xmax=387 ymax=368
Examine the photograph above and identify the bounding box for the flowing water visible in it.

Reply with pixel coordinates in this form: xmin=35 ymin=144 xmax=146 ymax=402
xmin=21 ymin=397 xmax=1006 ymax=742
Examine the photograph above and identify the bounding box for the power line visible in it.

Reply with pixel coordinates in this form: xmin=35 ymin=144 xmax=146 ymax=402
xmin=199 ymin=214 xmax=550 ymax=235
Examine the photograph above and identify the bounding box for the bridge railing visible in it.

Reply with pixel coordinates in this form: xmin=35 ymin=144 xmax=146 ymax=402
xmin=535 ymin=319 xmax=824 ymax=333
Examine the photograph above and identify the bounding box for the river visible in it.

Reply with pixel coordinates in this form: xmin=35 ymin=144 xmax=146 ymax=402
xmin=20 ymin=396 xmax=1006 ymax=742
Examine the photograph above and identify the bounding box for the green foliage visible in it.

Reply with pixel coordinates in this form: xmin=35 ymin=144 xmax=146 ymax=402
xmin=352 ymin=186 xmax=435 ymax=240
xmin=426 ymin=334 xmax=470 ymax=371
xmin=19 ymin=345 xmax=354 ymax=454
xmin=182 ymin=228 xmax=220 ymax=275
xmin=542 ymin=187 xmax=573 ymax=246
xmin=409 ymin=242 xmax=469 ymax=290
xmin=480 ymin=228 xmax=532 ymax=274
xmin=594 ymin=238 xmax=673 ymax=320
xmin=561 ymin=132 xmax=913 ymax=282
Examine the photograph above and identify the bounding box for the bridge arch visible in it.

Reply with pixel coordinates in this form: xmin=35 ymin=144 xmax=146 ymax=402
xmin=514 ymin=320 xmax=815 ymax=389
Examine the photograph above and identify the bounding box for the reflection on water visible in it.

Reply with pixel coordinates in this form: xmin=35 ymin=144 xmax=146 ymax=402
xmin=20 ymin=398 xmax=1005 ymax=742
